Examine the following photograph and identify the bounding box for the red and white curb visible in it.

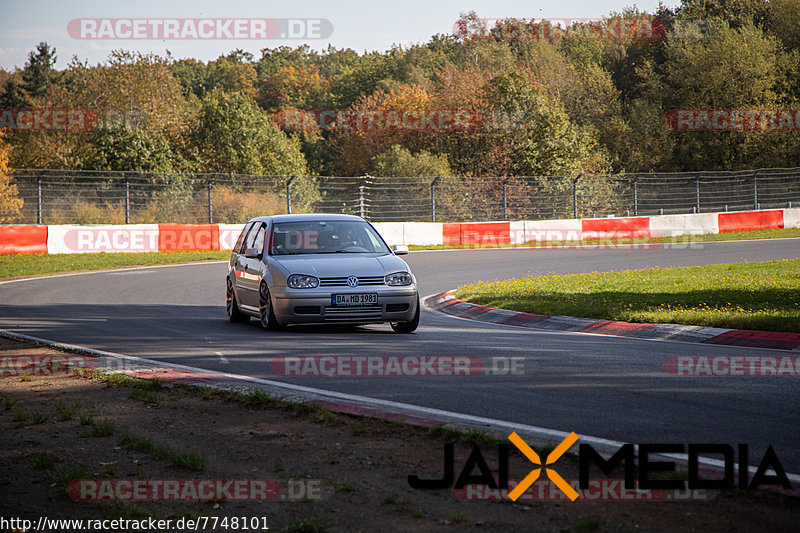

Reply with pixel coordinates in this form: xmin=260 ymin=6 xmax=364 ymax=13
xmin=425 ymin=291 xmax=800 ymax=351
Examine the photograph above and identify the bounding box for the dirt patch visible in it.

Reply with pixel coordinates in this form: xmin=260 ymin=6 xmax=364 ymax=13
xmin=0 ymin=337 xmax=798 ymax=532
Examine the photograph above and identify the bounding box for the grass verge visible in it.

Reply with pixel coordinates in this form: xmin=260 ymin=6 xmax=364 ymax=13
xmin=0 ymin=250 xmax=230 ymax=279
xmin=454 ymin=259 xmax=800 ymax=332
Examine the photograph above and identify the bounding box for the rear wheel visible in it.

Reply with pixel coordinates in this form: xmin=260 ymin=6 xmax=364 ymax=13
xmin=391 ymin=297 xmax=420 ymax=333
xmin=226 ymin=278 xmax=249 ymax=323
xmin=259 ymin=282 xmax=281 ymax=330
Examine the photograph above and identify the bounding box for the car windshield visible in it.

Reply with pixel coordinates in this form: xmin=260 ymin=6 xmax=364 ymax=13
xmin=269 ymin=220 xmax=391 ymax=255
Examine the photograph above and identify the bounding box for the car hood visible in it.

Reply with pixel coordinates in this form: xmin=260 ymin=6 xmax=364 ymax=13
xmin=270 ymin=253 xmax=411 ymax=277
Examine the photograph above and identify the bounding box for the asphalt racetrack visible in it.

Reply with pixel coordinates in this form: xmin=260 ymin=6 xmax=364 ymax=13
xmin=2 ymin=238 xmax=800 ymax=473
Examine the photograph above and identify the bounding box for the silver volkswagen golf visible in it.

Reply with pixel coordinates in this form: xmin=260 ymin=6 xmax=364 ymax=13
xmin=226 ymin=214 xmax=420 ymax=333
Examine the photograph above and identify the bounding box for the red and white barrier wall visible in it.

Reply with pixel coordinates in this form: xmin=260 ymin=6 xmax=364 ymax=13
xmin=1 ymin=208 xmax=798 ymax=254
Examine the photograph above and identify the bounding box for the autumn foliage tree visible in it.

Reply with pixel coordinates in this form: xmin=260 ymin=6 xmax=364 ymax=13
xmin=0 ymin=132 xmax=23 ymax=222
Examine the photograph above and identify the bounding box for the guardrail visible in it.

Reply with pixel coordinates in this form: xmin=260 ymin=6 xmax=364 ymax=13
xmin=2 ymin=208 xmax=798 ymax=255
xmin=7 ymin=168 xmax=800 ymax=225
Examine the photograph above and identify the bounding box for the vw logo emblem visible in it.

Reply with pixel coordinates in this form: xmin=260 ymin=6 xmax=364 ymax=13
xmin=347 ymin=276 xmax=359 ymax=287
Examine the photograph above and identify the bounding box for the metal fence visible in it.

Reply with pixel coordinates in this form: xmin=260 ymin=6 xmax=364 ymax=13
xmin=7 ymin=167 xmax=800 ymax=225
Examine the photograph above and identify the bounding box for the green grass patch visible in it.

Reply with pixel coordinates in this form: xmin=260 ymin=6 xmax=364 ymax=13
xmin=53 ymin=465 xmax=88 ymax=497
xmin=56 ymin=402 xmax=80 ymax=421
xmin=83 ymin=419 xmax=116 ymax=437
xmin=119 ymin=432 xmax=206 ymax=471
xmin=573 ymin=516 xmax=603 ymax=533
xmin=446 ymin=511 xmax=469 ymax=524
xmin=128 ymin=388 xmax=162 ymax=405
xmin=335 ymin=483 xmax=354 ymax=492
xmin=0 ymin=250 xmax=230 ymax=280
xmin=455 ymin=259 xmax=800 ymax=332
xmin=29 ymin=452 xmax=60 ymax=470
xmin=280 ymin=516 xmax=331 ymax=533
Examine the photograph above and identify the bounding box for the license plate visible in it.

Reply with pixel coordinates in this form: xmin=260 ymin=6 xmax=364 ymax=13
xmin=332 ymin=293 xmax=378 ymax=306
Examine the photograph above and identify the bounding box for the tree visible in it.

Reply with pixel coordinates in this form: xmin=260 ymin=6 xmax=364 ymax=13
xmin=83 ymin=125 xmax=180 ymax=173
xmin=660 ymin=19 xmax=784 ymax=169
xmin=193 ymin=90 xmax=307 ymax=176
xmin=371 ymin=145 xmax=452 ymax=177
xmin=0 ymin=132 xmax=23 ymax=223
xmin=21 ymin=42 xmax=59 ymax=102
xmin=678 ymin=0 xmax=770 ymax=30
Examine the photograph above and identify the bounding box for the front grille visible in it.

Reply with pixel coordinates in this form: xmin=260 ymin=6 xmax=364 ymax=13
xmin=319 ymin=276 xmax=385 ymax=287
xmin=294 ymin=306 xmax=321 ymax=315
xmin=386 ymin=303 xmax=409 ymax=312
xmin=323 ymin=305 xmax=382 ymax=321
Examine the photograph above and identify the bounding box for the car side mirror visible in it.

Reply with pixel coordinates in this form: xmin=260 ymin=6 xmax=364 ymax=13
xmin=244 ymin=247 xmax=260 ymax=259
xmin=392 ymin=245 xmax=409 ymax=255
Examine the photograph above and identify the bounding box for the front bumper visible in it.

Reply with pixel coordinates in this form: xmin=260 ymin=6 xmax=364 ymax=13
xmin=271 ymin=287 xmax=418 ymax=325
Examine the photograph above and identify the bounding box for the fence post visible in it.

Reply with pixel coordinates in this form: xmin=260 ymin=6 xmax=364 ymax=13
xmin=286 ymin=175 xmax=296 ymax=214
xmin=125 ymin=177 xmax=130 ymax=224
xmin=573 ymin=173 xmax=583 ymax=219
xmin=431 ymin=176 xmax=440 ymax=222
xmin=695 ymin=173 xmax=701 ymax=213
xmin=633 ymin=175 xmax=640 ymax=216
xmin=502 ymin=178 xmax=509 ymax=221
xmin=36 ymin=177 xmax=42 ymax=225
xmin=359 ymin=176 xmax=368 ymax=219
xmin=753 ymin=170 xmax=761 ymax=210
xmin=207 ymin=177 xmax=213 ymax=224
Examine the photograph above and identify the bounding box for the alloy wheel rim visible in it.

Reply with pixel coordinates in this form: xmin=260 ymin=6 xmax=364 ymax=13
xmin=259 ymin=284 xmax=270 ymax=326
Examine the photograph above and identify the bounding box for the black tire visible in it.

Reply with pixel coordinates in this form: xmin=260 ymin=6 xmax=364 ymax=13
xmin=259 ymin=282 xmax=281 ymax=330
xmin=226 ymin=278 xmax=249 ymax=323
xmin=391 ymin=297 xmax=420 ymax=333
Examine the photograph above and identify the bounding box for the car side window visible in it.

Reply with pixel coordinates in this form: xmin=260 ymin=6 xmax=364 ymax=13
xmin=253 ymin=225 xmax=266 ymax=255
xmin=233 ymin=222 xmax=253 ymax=254
xmin=236 ymin=222 xmax=256 ymax=254
xmin=244 ymin=223 xmax=260 ymax=251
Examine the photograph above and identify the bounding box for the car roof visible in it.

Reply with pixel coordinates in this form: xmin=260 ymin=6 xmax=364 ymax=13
xmin=247 ymin=213 xmax=367 ymax=224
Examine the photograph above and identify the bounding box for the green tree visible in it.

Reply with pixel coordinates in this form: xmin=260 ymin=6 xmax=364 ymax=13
xmin=21 ymin=42 xmax=59 ymax=101
xmin=371 ymin=145 xmax=452 ymax=177
xmin=660 ymin=19 xmax=784 ymax=169
xmin=193 ymin=90 xmax=307 ymax=176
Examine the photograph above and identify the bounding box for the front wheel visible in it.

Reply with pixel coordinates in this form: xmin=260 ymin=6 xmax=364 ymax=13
xmin=391 ymin=297 xmax=420 ymax=333
xmin=259 ymin=282 xmax=281 ymax=330
xmin=226 ymin=278 xmax=249 ymax=323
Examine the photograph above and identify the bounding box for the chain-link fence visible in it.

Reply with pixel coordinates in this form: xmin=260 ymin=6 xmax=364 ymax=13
xmin=7 ymin=168 xmax=800 ymax=224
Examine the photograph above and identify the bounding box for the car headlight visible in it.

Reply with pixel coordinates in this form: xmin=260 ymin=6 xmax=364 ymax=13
xmin=385 ymin=271 xmax=413 ymax=286
xmin=287 ymin=274 xmax=319 ymax=289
